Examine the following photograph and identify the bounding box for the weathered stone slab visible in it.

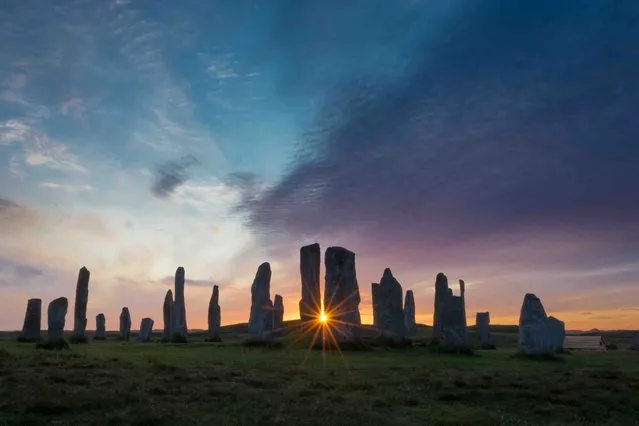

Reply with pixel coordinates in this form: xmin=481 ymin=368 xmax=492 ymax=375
xmin=47 ymin=297 xmax=68 ymax=342
xmin=632 ymin=332 xmax=639 ymax=350
xmin=299 ymin=243 xmax=321 ymax=322
xmin=72 ymin=266 xmax=90 ymax=341
xmin=517 ymin=293 xmax=565 ymax=355
xmin=273 ymin=294 xmax=284 ymax=331
xmin=476 ymin=312 xmax=492 ymax=346
xmin=433 ymin=274 xmax=468 ymax=346
xmin=371 ymin=283 xmax=380 ymax=328
xmin=162 ymin=290 xmax=173 ymax=342
xmin=138 ymin=318 xmax=154 ymax=342
xmin=404 ymin=290 xmax=416 ymax=332
xmin=208 ymin=285 xmax=221 ymax=341
xmin=377 ymin=268 xmax=405 ymax=339
xmin=95 ymin=313 xmax=106 ymax=339
xmin=119 ymin=307 xmax=131 ymax=341
xmin=172 ymin=267 xmax=188 ymax=341
xmin=324 ymin=246 xmax=361 ymax=342
xmin=20 ymin=298 xmax=41 ymax=341
xmin=248 ymin=262 xmax=274 ymax=340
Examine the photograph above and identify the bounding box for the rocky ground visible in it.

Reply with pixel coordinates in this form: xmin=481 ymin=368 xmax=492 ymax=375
xmin=0 ymin=325 xmax=637 ymax=425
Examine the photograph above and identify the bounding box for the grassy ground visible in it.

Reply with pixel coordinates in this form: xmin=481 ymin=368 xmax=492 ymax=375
xmin=0 ymin=326 xmax=638 ymax=426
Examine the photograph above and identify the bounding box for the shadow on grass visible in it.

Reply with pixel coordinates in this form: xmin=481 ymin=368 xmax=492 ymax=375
xmin=311 ymin=339 xmax=373 ymax=352
xmin=510 ymin=352 xmax=566 ymax=362
xmin=69 ymin=335 xmax=88 ymax=344
xmin=36 ymin=339 xmax=70 ymax=351
xmin=242 ymin=339 xmax=283 ymax=349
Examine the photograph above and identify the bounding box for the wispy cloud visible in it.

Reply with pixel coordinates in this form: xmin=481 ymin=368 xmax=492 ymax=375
xmin=150 ymin=155 xmax=199 ymax=198
xmin=60 ymin=97 xmax=85 ymax=118
xmin=40 ymin=182 xmax=94 ymax=192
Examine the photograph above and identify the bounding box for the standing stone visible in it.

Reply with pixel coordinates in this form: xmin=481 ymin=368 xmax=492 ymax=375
xmin=20 ymin=298 xmax=42 ymax=341
xmin=94 ymin=314 xmax=106 ymax=340
xmin=433 ymin=273 xmax=468 ymax=346
xmin=172 ymin=267 xmax=188 ymax=341
xmin=273 ymin=294 xmax=284 ymax=331
xmin=47 ymin=297 xmax=68 ymax=342
xmin=404 ymin=290 xmax=416 ymax=332
xmin=138 ymin=318 xmax=154 ymax=342
xmin=72 ymin=266 xmax=90 ymax=341
xmin=631 ymin=332 xmax=639 ymax=350
xmin=248 ymin=262 xmax=274 ymax=340
xmin=376 ymin=269 xmax=405 ymax=340
xmin=517 ymin=293 xmax=565 ymax=355
xmin=476 ymin=312 xmax=493 ymax=347
xmin=371 ymin=283 xmax=380 ymax=328
xmin=324 ymin=247 xmax=361 ymax=342
xmin=162 ymin=290 xmax=173 ymax=342
xmin=299 ymin=243 xmax=321 ymax=322
xmin=208 ymin=285 xmax=221 ymax=341
xmin=119 ymin=307 xmax=131 ymax=341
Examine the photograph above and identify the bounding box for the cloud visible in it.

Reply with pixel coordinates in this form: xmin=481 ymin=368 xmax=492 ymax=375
xmin=60 ymin=97 xmax=85 ymax=118
xmin=150 ymin=155 xmax=199 ymax=198
xmin=243 ymin=0 xmax=639 ymax=258
xmin=40 ymin=182 xmax=93 ymax=192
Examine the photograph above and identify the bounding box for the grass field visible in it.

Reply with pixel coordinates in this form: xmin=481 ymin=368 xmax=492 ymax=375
xmin=0 ymin=324 xmax=638 ymax=426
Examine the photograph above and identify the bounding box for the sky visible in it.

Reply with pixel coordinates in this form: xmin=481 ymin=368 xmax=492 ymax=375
xmin=1 ymin=0 xmax=638 ymax=331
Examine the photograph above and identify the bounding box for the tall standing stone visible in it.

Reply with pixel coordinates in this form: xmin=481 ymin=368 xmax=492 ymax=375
xmin=273 ymin=294 xmax=284 ymax=331
xmin=248 ymin=262 xmax=274 ymax=340
xmin=433 ymin=273 xmax=468 ymax=346
xmin=377 ymin=269 xmax=405 ymax=340
xmin=208 ymin=285 xmax=221 ymax=341
xmin=119 ymin=307 xmax=131 ymax=341
xmin=476 ymin=312 xmax=493 ymax=347
xmin=95 ymin=313 xmax=106 ymax=340
xmin=299 ymin=243 xmax=321 ymax=322
xmin=72 ymin=266 xmax=90 ymax=341
xmin=631 ymin=331 xmax=639 ymax=350
xmin=47 ymin=297 xmax=68 ymax=342
xmin=517 ymin=293 xmax=565 ymax=355
xmin=324 ymin=247 xmax=361 ymax=342
xmin=172 ymin=267 xmax=188 ymax=341
xmin=404 ymin=290 xmax=416 ymax=332
xmin=162 ymin=290 xmax=173 ymax=342
xmin=20 ymin=298 xmax=42 ymax=341
xmin=138 ymin=318 xmax=154 ymax=342
xmin=371 ymin=283 xmax=380 ymax=328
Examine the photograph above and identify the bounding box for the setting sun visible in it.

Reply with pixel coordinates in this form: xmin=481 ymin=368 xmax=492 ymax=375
xmin=319 ymin=312 xmax=328 ymax=323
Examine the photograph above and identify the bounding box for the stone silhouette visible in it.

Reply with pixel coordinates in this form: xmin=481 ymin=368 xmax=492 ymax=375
xmin=476 ymin=312 xmax=493 ymax=348
xmin=172 ymin=267 xmax=188 ymax=341
xmin=433 ymin=273 xmax=468 ymax=346
xmin=404 ymin=290 xmax=416 ymax=332
xmin=119 ymin=307 xmax=131 ymax=341
xmin=19 ymin=298 xmax=41 ymax=341
xmin=208 ymin=285 xmax=221 ymax=341
xmin=324 ymin=247 xmax=361 ymax=342
xmin=248 ymin=262 xmax=274 ymax=340
xmin=517 ymin=293 xmax=565 ymax=355
xmin=631 ymin=331 xmax=639 ymax=350
xmin=95 ymin=313 xmax=106 ymax=340
xmin=162 ymin=289 xmax=173 ymax=342
xmin=299 ymin=243 xmax=321 ymax=322
xmin=47 ymin=297 xmax=68 ymax=342
xmin=72 ymin=266 xmax=90 ymax=341
xmin=377 ymin=268 xmax=405 ymax=340
xmin=371 ymin=283 xmax=380 ymax=328
xmin=138 ymin=318 xmax=154 ymax=342
xmin=273 ymin=294 xmax=284 ymax=331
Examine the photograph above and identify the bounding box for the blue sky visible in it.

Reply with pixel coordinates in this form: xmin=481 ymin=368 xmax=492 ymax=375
xmin=1 ymin=0 xmax=638 ymax=330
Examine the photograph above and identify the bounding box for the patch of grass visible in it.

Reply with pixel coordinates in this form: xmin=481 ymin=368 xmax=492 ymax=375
xmin=479 ymin=343 xmax=497 ymax=350
xmin=242 ymin=339 xmax=283 ymax=349
xmin=204 ymin=336 xmax=223 ymax=343
xmin=429 ymin=343 xmax=477 ymax=356
xmin=92 ymin=336 xmax=106 ymax=341
xmin=0 ymin=329 xmax=638 ymax=425
xmin=16 ymin=336 xmax=40 ymax=343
